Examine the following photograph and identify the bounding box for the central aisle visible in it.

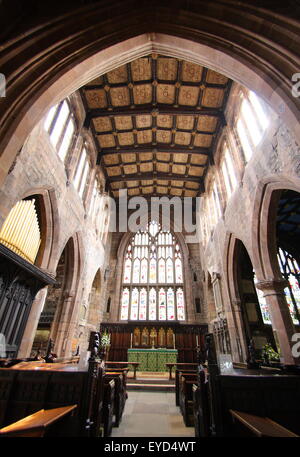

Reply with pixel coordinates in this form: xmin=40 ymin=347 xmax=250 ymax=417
xmin=111 ymin=391 xmax=195 ymax=437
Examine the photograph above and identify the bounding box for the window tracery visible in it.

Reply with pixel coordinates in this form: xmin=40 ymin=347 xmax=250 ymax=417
xmin=120 ymin=221 xmax=185 ymax=321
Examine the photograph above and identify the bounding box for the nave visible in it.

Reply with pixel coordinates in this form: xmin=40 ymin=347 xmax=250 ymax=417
xmin=0 ymin=0 xmax=300 ymax=442
xmin=111 ymin=390 xmax=194 ymax=438
xmin=1 ymin=331 xmax=300 ymax=438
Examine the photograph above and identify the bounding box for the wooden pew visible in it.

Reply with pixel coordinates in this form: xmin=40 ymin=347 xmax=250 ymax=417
xmin=0 ymin=333 xmax=106 ymax=437
xmin=203 ymin=333 xmax=300 ymax=437
xmin=175 ymin=369 xmax=197 ymax=406
xmin=53 ymin=356 xmax=80 ymax=364
xmin=106 ymin=367 xmax=128 ymax=391
xmin=0 ymin=405 xmax=77 ymax=437
xmin=102 ymin=379 xmax=115 ymax=437
xmin=0 ymin=363 xmax=105 ymax=437
xmin=166 ymin=362 xmax=198 ymax=380
xmin=193 ymin=368 xmax=210 ymax=437
xmin=212 ymin=374 xmax=300 ymax=437
xmin=105 ymin=371 xmax=127 ymax=426
xmin=105 ymin=361 xmax=139 ymax=379
xmin=178 ymin=373 xmax=198 ymax=426
xmin=229 ymin=409 xmax=299 ymax=437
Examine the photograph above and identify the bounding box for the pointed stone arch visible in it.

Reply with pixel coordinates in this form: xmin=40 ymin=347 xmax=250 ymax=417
xmin=251 ymin=178 xmax=300 ymax=365
xmin=48 ymin=232 xmax=84 ymax=357
xmin=0 ymin=2 xmax=299 ymax=187
xmin=20 ymin=187 xmax=60 ymax=272
xmin=0 ymin=188 xmax=59 ymax=357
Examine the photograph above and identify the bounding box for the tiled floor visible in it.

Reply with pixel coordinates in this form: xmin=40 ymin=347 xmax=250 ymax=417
xmin=111 ymin=391 xmax=195 ymax=437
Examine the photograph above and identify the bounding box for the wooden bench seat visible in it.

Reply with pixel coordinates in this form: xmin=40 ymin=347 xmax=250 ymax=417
xmin=102 ymin=379 xmax=115 ymax=437
xmin=0 ymin=361 xmax=105 ymax=436
xmin=175 ymin=369 xmax=197 ymax=406
xmin=105 ymin=361 xmax=139 ymax=379
xmin=167 ymin=363 xmax=198 ymax=380
xmin=193 ymin=368 xmax=210 ymax=437
xmin=178 ymin=373 xmax=198 ymax=427
xmin=0 ymin=405 xmax=77 ymax=437
xmin=105 ymin=371 xmax=127 ymax=426
xmin=229 ymin=409 xmax=299 ymax=437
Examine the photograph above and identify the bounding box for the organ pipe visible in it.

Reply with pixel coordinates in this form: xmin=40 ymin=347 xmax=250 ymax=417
xmin=0 ymin=199 xmax=41 ymax=264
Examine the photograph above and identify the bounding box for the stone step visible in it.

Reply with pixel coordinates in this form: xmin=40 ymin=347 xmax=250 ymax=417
xmin=127 ymin=382 xmax=175 ymax=392
xmin=129 ymin=378 xmax=172 ymax=385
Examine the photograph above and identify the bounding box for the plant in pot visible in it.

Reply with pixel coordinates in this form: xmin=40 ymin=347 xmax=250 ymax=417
xmin=100 ymin=331 xmax=111 ymax=360
xmin=261 ymin=343 xmax=280 ymax=367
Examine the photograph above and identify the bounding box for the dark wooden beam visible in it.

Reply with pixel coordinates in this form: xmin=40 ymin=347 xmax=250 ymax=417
xmin=84 ymin=105 xmax=226 ymax=128
xmin=111 ymin=181 xmax=201 ymax=191
xmin=107 ymin=172 xmax=203 ymax=184
xmin=97 ymin=146 xmax=211 ymax=163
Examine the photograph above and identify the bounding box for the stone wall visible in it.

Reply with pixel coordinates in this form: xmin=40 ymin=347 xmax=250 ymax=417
xmin=0 ymin=95 xmax=111 ymax=358
xmin=198 ymin=86 xmax=300 ymax=363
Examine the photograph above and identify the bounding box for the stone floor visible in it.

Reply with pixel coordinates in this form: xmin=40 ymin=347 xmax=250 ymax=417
xmin=111 ymin=391 xmax=195 ymax=437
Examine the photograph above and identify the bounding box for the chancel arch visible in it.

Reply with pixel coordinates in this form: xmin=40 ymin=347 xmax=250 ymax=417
xmin=252 ymin=182 xmax=300 ymax=365
xmin=1 ymin=3 xmax=299 ymax=190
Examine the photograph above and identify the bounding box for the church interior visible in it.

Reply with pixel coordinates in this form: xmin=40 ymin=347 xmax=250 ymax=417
xmin=0 ymin=0 xmax=300 ymax=439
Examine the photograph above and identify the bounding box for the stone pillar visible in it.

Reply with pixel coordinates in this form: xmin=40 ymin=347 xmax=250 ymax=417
xmin=184 ymin=257 xmax=196 ymax=322
xmin=226 ymin=298 xmax=248 ymax=363
xmin=52 ymin=290 xmax=76 ymax=357
xmin=256 ymin=279 xmax=298 ymax=366
xmin=17 ymin=286 xmax=48 ymax=358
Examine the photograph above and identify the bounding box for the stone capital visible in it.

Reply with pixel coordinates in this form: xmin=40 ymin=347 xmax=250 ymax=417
xmin=231 ymin=298 xmax=242 ymax=311
xmin=63 ymin=289 xmax=76 ymax=299
xmin=255 ymin=278 xmax=289 ymax=294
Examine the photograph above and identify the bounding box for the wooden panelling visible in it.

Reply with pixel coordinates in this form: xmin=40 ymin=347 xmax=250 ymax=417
xmin=81 ymin=54 xmax=232 ymax=197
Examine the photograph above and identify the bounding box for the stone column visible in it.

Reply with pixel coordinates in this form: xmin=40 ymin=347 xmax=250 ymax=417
xmin=255 ymin=279 xmax=298 ymax=366
xmin=184 ymin=257 xmax=196 ymax=322
xmin=52 ymin=290 xmax=76 ymax=357
xmin=17 ymin=286 xmax=48 ymax=358
xmin=226 ymin=298 xmax=248 ymax=363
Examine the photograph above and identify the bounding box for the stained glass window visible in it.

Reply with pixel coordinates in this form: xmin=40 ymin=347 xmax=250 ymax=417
xmin=130 ymin=288 xmax=139 ymax=320
xmin=120 ymin=221 xmax=186 ymax=321
xmin=176 ymin=288 xmax=185 ymax=321
xmin=132 ymin=258 xmax=140 ymax=283
xmin=149 ymin=288 xmax=157 ymax=320
xmin=139 ymin=288 xmax=147 ymax=320
xmin=159 ymin=288 xmax=167 ymax=320
xmin=277 ymin=247 xmax=300 ymax=325
xmin=167 ymin=288 xmax=175 ymax=320
xmin=121 ymin=288 xmax=130 ymax=320
xmin=123 ymin=257 xmax=132 ymax=283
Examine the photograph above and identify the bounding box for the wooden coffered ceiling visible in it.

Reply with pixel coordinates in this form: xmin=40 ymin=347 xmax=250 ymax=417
xmin=80 ymin=55 xmax=232 ymax=198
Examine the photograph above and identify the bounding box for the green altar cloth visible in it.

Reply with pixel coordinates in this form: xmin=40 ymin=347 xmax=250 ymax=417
xmin=127 ymin=348 xmax=178 ymax=372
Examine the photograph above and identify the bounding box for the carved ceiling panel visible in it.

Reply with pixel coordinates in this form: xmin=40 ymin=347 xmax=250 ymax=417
xmin=80 ymin=54 xmax=232 ymax=198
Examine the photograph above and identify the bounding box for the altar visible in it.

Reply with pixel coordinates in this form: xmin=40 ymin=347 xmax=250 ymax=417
xmin=127 ymin=348 xmax=178 ymax=372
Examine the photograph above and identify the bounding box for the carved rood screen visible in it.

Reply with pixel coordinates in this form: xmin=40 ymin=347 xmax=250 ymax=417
xmin=120 ymin=221 xmax=185 ymax=321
